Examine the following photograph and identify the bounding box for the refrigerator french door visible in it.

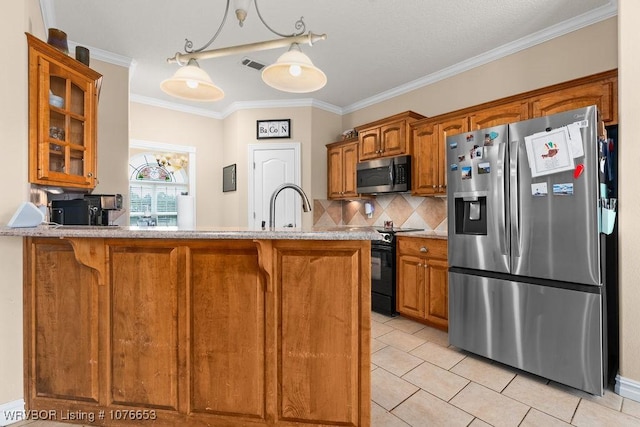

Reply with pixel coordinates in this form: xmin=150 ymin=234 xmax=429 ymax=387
xmin=447 ymin=106 xmax=606 ymax=395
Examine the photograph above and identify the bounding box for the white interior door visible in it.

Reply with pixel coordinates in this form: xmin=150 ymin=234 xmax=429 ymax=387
xmin=248 ymin=143 xmax=301 ymax=229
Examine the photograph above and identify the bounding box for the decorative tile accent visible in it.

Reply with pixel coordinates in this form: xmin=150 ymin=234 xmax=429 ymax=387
xmin=384 ymin=196 xmax=414 ymax=227
xmin=416 ymin=197 xmax=447 ymax=229
xmin=313 ymin=199 xmax=325 ymax=224
xmin=313 ymin=194 xmax=450 ymax=231
xmin=326 ymin=200 xmax=343 ymax=224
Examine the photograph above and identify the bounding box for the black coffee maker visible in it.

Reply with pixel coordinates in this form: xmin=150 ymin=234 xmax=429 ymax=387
xmin=51 ymin=194 xmax=123 ymax=226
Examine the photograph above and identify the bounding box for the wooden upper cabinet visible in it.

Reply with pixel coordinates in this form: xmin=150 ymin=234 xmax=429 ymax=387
xmin=327 ymin=139 xmax=359 ymax=199
xmin=379 ymin=120 xmax=406 ymax=157
xmin=469 ymin=100 xmax=529 ymax=130
xmin=356 ymin=111 xmax=425 ymax=161
xmin=358 ymin=128 xmax=381 ymax=160
xmin=27 ymin=33 xmax=102 ymax=189
xmin=412 ymin=115 xmax=468 ymax=196
xmin=530 ymin=78 xmax=617 ymax=124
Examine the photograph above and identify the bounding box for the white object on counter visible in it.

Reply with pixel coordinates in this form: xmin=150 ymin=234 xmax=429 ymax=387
xmin=177 ymin=195 xmax=195 ymax=229
xmin=7 ymin=202 xmax=45 ymax=228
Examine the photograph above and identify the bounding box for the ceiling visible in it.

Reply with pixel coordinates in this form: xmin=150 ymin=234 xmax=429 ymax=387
xmin=43 ymin=0 xmax=616 ymax=117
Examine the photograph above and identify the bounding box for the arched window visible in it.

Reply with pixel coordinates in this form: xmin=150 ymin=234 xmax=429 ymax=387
xmin=128 ymin=152 xmax=189 ymax=226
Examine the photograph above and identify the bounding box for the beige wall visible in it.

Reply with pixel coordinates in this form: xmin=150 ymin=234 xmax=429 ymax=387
xmin=129 ymin=103 xmax=224 ymax=226
xmin=130 ymin=105 xmax=341 ymax=228
xmin=92 ymin=60 xmax=130 ymax=201
xmin=342 ymin=18 xmax=617 ymax=128
xmin=618 ymin=0 xmax=640 ymax=385
xmin=0 ymin=0 xmax=42 ymax=404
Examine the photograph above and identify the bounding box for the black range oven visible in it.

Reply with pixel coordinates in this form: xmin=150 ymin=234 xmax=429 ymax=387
xmin=371 ymin=227 xmax=422 ymax=315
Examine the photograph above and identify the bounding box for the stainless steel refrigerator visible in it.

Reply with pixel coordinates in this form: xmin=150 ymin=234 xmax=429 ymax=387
xmin=447 ymin=105 xmax=613 ymax=395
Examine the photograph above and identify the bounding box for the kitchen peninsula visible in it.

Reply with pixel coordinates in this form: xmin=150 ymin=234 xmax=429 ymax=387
xmin=0 ymin=225 xmax=377 ymax=426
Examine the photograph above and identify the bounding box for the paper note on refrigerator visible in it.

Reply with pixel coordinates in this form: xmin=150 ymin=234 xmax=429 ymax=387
xmin=524 ymin=127 xmax=575 ymax=178
xmin=565 ymin=122 xmax=585 ymax=158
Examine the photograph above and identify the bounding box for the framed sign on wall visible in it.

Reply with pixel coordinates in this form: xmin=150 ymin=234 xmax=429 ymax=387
xmin=222 ymin=164 xmax=236 ymax=192
xmin=257 ymin=119 xmax=290 ymax=139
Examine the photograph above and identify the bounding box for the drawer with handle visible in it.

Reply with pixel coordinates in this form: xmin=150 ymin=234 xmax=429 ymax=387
xmin=397 ymin=236 xmax=447 ymax=259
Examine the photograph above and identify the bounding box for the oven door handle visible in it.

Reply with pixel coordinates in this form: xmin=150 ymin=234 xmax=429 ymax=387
xmin=371 ymin=244 xmax=394 ymax=252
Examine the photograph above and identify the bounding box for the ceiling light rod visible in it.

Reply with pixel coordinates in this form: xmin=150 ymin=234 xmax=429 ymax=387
xmin=167 ymin=31 xmax=326 ymax=65
xmin=184 ymin=0 xmax=305 ymax=55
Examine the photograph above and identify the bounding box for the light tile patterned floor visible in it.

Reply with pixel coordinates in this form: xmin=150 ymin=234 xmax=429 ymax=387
xmin=370 ymin=312 xmax=640 ymax=427
xmin=10 ymin=313 xmax=640 ymax=427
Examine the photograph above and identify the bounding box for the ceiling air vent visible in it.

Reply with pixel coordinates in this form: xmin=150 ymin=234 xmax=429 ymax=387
xmin=241 ymin=57 xmax=266 ymax=71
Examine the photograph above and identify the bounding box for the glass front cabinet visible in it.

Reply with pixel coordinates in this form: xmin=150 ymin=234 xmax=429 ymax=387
xmin=27 ymin=33 xmax=102 ymax=189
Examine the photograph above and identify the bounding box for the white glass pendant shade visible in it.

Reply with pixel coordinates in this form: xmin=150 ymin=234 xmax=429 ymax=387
xmin=161 ymin=61 xmax=224 ymax=101
xmin=262 ymin=45 xmax=327 ymax=93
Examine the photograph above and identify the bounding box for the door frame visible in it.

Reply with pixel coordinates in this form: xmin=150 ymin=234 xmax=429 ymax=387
xmin=247 ymin=142 xmax=301 ymax=228
xmin=129 ymin=139 xmax=197 ymax=224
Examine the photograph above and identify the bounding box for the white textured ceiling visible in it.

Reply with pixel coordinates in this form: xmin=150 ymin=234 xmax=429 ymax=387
xmin=44 ymin=0 xmax=616 ymax=116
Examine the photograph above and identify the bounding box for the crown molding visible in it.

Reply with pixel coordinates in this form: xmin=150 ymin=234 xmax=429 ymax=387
xmin=130 ymin=95 xmax=343 ymax=120
xmin=43 ymin=0 xmax=617 ymax=118
xmin=129 ymin=94 xmax=224 ymax=119
xmin=341 ymin=1 xmax=618 ymax=114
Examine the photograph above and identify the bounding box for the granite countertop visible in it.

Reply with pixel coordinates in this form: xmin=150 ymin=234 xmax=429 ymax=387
xmin=0 ymin=224 xmax=382 ymax=241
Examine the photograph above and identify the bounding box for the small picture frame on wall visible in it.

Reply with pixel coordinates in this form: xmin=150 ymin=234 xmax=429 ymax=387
xmin=257 ymin=119 xmax=291 ymax=139
xmin=222 ymin=164 xmax=236 ymax=192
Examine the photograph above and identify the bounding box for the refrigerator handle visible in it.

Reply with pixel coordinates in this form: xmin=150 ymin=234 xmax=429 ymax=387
xmin=510 ymin=140 xmax=521 ymax=257
xmin=497 ymin=141 xmax=508 ymax=255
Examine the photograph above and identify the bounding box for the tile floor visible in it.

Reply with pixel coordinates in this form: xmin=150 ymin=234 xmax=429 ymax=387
xmin=9 ymin=313 xmax=640 ymax=427
xmin=369 ymin=312 xmax=640 ymax=427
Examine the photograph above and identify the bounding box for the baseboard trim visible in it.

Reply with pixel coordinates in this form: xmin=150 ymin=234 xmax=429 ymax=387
xmin=0 ymin=399 xmax=25 ymax=426
xmin=616 ymin=374 xmax=640 ymax=403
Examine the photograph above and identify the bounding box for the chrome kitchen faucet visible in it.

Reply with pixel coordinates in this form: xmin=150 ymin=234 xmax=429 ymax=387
xmin=268 ymin=183 xmax=311 ymax=228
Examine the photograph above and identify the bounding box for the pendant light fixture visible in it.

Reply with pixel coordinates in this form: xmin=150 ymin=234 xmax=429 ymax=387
xmin=160 ymin=59 xmax=224 ymax=102
xmin=261 ymin=43 xmax=327 ymax=93
xmin=161 ymin=0 xmax=327 ymax=102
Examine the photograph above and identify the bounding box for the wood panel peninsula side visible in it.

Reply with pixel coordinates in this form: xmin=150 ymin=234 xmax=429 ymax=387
xmin=6 ymin=226 xmax=377 ymax=426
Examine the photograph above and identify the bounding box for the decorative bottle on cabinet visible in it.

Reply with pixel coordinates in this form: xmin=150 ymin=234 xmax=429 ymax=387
xmin=26 ymin=33 xmax=102 ymax=190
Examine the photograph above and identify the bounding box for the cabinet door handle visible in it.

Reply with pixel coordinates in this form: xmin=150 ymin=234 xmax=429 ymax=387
xmin=418 ymin=263 xmax=422 ymax=267
xmin=87 ymin=172 xmax=93 ymax=177
xmin=420 ymin=246 xmax=428 ymax=253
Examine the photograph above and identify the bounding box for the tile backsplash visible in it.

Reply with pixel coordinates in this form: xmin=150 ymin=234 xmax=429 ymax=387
xmin=313 ymin=194 xmax=447 ymax=232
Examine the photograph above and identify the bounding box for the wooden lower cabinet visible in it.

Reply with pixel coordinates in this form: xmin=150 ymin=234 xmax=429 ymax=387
xmin=23 ymin=237 xmax=371 ymax=426
xmin=396 ymin=236 xmax=448 ymax=330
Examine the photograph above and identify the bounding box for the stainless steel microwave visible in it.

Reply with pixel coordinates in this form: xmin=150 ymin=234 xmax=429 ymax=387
xmin=356 ymin=155 xmax=411 ymax=194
